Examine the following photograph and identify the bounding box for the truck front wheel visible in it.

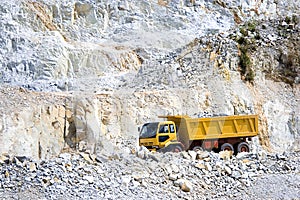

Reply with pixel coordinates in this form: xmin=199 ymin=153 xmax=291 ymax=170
xmin=237 ymin=142 xmax=250 ymax=153
xmin=220 ymin=143 xmax=234 ymax=152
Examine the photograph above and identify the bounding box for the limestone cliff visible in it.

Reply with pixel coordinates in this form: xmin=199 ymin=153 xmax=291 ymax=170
xmin=0 ymin=0 xmax=299 ymax=159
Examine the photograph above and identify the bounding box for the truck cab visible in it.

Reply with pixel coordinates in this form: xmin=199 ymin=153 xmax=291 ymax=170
xmin=139 ymin=121 xmax=179 ymax=152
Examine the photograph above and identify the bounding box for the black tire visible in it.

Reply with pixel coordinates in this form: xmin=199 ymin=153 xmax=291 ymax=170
xmin=193 ymin=146 xmax=203 ymax=152
xmin=171 ymin=145 xmax=183 ymax=153
xmin=220 ymin=143 xmax=234 ymax=152
xmin=237 ymin=142 xmax=250 ymax=153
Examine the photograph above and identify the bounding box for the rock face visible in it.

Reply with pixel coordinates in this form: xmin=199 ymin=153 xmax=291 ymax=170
xmin=0 ymin=0 xmax=299 ymax=158
xmin=0 ymin=86 xmax=69 ymax=159
xmin=0 ymin=105 xmax=66 ymax=160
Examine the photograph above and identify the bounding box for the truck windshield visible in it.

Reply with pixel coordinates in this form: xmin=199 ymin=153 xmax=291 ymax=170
xmin=139 ymin=122 xmax=159 ymax=138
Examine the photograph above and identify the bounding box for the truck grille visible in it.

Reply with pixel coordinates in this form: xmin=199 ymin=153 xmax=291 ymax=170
xmin=140 ymin=142 xmax=153 ymax=146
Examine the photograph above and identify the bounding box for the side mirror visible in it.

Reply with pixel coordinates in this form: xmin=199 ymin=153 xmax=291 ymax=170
xmin=138 ymin=127 xmax=140 ymax=132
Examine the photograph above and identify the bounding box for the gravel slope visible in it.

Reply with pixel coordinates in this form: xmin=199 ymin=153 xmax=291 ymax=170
xmin=0 ymin=150 xmax=299 ymax=200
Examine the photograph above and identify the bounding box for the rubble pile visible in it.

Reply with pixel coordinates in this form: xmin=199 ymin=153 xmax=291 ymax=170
xmin=0 ymin=149 xmax=299 ymax=199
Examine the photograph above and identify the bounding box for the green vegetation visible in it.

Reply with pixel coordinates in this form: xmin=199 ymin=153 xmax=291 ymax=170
xmin=235 ymin=21 xmax=259 ymax=83
xmin=285 ymin=16 xmax=292 ymax=24
xmin=277 ymin=49 xmax=299 ymax=85
xmin=238 ymin=42 xmax=255 ymax=82
xmin=292 ymin=15 xmax=299 ymax=25
xmin=284 ymin=15 xmax=298 ymax=25
xmin=247 ymin=21 xmax=257 ymax=33
xmin=233 ymin=16 xmax=299 ymax=85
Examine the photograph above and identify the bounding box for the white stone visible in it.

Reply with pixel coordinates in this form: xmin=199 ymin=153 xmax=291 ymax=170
xmin=224 ymin=166 xmax=232 ymax=175
xmin=83 ymin=175 xmax=94 ymax=184
xmin=205 ymin=163 xmax=213 ymax=172
xmin=188 ymin=150 xmax=197 ymax=160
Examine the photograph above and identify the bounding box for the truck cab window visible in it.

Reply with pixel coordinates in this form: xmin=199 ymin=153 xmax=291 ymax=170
xmin=159 ymin=125 xmax=169 ymax=133
xmin=170 ymin=124 xmax=175 ymax=133
xmin=139 ymin=122 xmax=159 ymax=138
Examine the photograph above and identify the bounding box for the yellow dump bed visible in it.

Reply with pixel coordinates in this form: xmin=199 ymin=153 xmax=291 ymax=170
xmin=164 ymin=115 xmax=258 ymax=141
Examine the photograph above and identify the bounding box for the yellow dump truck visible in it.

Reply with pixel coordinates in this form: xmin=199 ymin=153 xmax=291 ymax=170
xmin=139 ymin=115 xmax=258 ymax=154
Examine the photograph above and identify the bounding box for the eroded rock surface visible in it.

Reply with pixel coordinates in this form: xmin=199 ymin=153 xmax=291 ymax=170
xmin=0 ymin=0 xmax=299 ymax=158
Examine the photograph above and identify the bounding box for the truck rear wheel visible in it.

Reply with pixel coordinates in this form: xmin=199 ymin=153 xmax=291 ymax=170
xmin=193 ymin=146 xmax=203 ymax=152
xmin=171 ymin=145 xmax=183 ymax=153
xmin=237 ymin=142 xmax=250 ymax=153
xmin=220 ymin=143 xmax=234 ymax=152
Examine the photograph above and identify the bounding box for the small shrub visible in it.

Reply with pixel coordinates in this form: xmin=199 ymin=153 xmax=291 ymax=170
xmin=254 ymin=32 xmax=261 ymax=40
xmin=285 ymin=16 xmax=291 ymax=24
xmin=247 ymin=21 xmax=257 ymax=33
xmin=237 ymin=36 xmax=247 ymax=45
xmin=239 ymin=27 xmax=248 ymax=36
xmin=239 ymin=46 xmax=254 ymax=82
xmin=292 ymin=15 xmax=299 ymax=25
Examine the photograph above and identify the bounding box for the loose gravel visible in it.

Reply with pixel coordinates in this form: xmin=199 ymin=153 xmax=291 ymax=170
xmin=0 ymin=149 xmax=299 ymax=200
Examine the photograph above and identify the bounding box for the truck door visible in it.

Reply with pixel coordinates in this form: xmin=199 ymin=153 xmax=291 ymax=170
xmin=157 ymin=123 xmax=176 ymax=148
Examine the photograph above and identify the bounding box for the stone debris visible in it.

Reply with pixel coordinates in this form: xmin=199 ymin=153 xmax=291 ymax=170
xmin=188 ymin=150 xmax=197 ymax=161
xmin=0 ymin=155 xmax=9 ymax=164
xmin=180 ymin=179 xmax=193 ymax=192
xmin=0 ymin=150 xmax=298 ymax=199
xmin=28 ymin=162 xmax=37 ymax=172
